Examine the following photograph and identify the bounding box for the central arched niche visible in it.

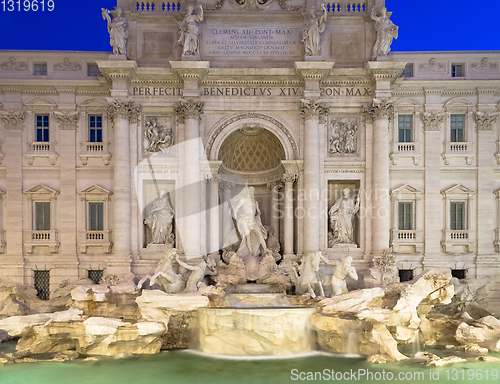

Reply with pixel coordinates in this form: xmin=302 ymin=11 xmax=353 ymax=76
xmin=218 ymin=125 xmax=286 ymax=239
xmin=218 ymin=126 xmax=285 ymax=172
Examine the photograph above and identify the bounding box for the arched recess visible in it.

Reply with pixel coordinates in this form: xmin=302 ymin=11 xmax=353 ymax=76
xmin=78 ymin=98 xmax=109 ymax=108
xmin=206 ymin=113 xmax=298 ymax=161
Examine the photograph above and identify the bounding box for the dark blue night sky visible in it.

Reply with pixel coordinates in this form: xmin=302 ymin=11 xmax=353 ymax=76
xmin=0 ymin=0 xmax=498 ymax=52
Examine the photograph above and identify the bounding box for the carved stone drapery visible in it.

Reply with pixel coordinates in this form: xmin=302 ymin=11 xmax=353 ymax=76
xmin=107 ymin=99 xmax=140 ymax=123
xmin=300 ymin=99 xmax=326 ymax=121
xmin=422 ymin=112 xmax=446 ymax=132
xmin=0 ymin=111 xmax=25 ymax=131
xmin=278 ymin=0 xmax=303 ymax=11
xmin=475 ymin=112 xmax=500 ymax=131
xmin=201 ymin=0 xmax=225 ymax=10
xmin=229 ymin=0 xmax=273 ymax=10
xmin=362 ymin=98 xmax=395 ymax=122
xmin=0 ymin=57 xmax=28 ymax=71
xmin=53 ymin=111 xmax=79 ymax=130
xmin=53 ymin=58 xmax=82 ymax=72
xmin=175 ymin=99 xmax=203 ymax=122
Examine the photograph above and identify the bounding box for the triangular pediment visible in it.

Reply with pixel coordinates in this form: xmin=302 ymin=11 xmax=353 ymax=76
xmin=79 ymin=184 xmax=112 ymax=197
xmin=24 ymin=184 xmax=59 ymax=197
xmin=391 ymin=184 xmax=422 ymax=200
xmin=441 ymin=184 xmax=475 ymax=196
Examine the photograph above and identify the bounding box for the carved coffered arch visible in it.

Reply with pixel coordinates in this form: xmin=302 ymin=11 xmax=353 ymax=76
xmin=206 ymin=113 xmax=298 ymax=161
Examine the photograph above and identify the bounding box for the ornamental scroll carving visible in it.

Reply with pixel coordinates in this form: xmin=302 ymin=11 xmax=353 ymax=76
xmin=471 ymin=57 xmax=498 ymax=72
xmin=475 ymin=112 xmax=500 ymax=131
xmin=53 ymin=111 xmax=79 ymax=130
xmin=362 ymin=99 xmax=394 ymax=122
xmin=328 ymin=118 xmax=358 ymax=155
xmin=300 ymin=99 xmax=327 ymax=121
xmin=0 ymin=57 xmax=27 ymax=72
xmin=229 ymin=0 xmax=273 ymax=10
xmin=107 ymin=99 xmax=141 ymax=123
xmin=53 ymin=58 xmax=82 ymax=72
xmin=419 ymin=58 xmax=446 ymax=72
xmin=422 ymin=112 xmax=446 ymax=132
xmin=0 ymin=111 xmax=25 ymax=130
xmin=175 ymin=99 xmax=203 ymax=122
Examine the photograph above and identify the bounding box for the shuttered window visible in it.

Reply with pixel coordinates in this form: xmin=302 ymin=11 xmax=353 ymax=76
xmin=398 ymin=202 xmax=413 ymax=230
xmin=89 ymin=202 xmax=104 ymax=231
xmin=35 ymin=202 xmax=50 ymax=230
xmin=450 ymin=201 xmax=465 ymax=230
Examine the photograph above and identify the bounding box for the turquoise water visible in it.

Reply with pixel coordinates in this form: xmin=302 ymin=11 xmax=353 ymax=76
xmin=1 ymin=349 xmax=499 ymax=384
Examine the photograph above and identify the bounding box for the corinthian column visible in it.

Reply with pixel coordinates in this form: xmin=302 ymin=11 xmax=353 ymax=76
xmin=363 ymin=99 xmax=394 ymax=253
xmin=282 ymin=173 xmax=296 ymax=259
xmin=107 ymin=99 xmax=140 ymax=273
xmin=301 ymin=99 xmax=326 ymax=253
xmin=175 ymin=99 xmax=203 ymax=260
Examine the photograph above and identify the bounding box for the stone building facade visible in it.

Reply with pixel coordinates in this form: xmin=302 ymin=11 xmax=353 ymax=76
xmin=0 ymin=0 xmax=499 ymax=310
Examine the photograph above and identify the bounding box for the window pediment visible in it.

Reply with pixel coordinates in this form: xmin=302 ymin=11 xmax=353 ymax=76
xmin=79 ymin=184 xmax=112 ymax=199
xmin=441 ymin=184 xmax=475 ymax=198
xmin=391 ymin=184 xmax=422 ymax=200
xmin=24 ymin=184 xmax=59 ymax=198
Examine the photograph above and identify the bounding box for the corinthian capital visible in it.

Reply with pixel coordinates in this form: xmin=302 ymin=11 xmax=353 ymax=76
xmin=107 ymin=98 xmax=141 ymax=123
xmin=0 ymin=111 xmax=25 ymax=130
xmin=175 ymin=99 xmax=203 ymax=122
xmin=53 ymin=111 xmax=79 ymax=130
xmin=362 ymin=98 xmax=395 ymax=122
xmin=475 ymin=112 xmax=500 ymax=131
xmin=422 ymin=112 xmax=446 ymax=132
xmin=300 ymin=99 xmax=327 ymax=122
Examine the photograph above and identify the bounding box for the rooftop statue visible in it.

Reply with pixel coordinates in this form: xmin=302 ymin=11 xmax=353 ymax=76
xmin=371 ymin=6 xmax=398 ymax=60
xmin=178 ymin=5 xmax=204 ymax=57
xmin=102 ymin=7 xmax=129 ymax=57
xmin=329 ymin=188 xmax=359 ymax=246
xmin=302 ymin=4 xmax=327 ymax=56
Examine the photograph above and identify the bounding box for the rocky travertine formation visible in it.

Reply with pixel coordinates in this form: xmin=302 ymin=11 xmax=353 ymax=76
xmin=455 ymin=316 xmax=500 ymax=352
xmin=16 ymin=317 xmax=165 ymax=357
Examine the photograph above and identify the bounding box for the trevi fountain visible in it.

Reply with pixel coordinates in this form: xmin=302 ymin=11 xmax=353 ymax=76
xmin=1 ymin=0 xmax=500 ymax=383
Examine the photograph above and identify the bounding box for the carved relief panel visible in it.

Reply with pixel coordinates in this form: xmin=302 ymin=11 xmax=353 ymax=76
xmin=327 ymin=116 xmax=359 ymax=157
xmin=142 ymin=115 xmax=175 ymax=156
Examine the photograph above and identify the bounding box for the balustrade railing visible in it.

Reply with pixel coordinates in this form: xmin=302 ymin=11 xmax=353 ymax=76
xmin=325 ymin=2 xmax=366 ymax=13
xmin=135 ymin=1 xmax=181 ymax=12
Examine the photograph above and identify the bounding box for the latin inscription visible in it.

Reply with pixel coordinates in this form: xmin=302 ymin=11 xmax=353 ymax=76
xmin=201 ymin=28 xmax=301 ymax=57
xmin=132 ymin=86 xmax=372 ymax=97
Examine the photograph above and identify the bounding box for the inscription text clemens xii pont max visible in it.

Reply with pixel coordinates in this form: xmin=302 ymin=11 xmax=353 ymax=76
xmin=202 ymin=28 xmax=301 ymax=57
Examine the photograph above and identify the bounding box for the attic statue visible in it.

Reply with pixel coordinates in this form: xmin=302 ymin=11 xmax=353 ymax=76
xmin=102 ymin=7 xmax=129 ymax=56
xmin=302 ymin=4 xmax=327 ymax=56
xmin=371 ymin=6 xmax=398 ymax=59
xmin=178 ymin=5 xmax=204 ymax=57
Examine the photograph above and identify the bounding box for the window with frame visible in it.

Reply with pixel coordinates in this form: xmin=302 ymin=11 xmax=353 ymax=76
xmin=35 ymin=114 xmax=50 ymax=142
xmin=87 ymin=63 xmax=101 ymax=77
xmin=450 ymin=114 xmax=465 ymax=142
xmin=402 ymin=63 xmax=414 ymax=78
xmin=452 ymin=63 xmax=464 ymax=78
xmin=88 ymin=202 xmax=104 ymax=231
xmin=88 ymin=115 xmax=103 ymax=143
xmin=33 ymin=63 xmax=47 ymax=76
xmin=450 ymin=201 xmax=465 ymax=230
xmin=398 ymin=202 xmax=413 ymax=230
xmin=35 ymin=202 xmax=50 ymax=230
xmin=398 ymin=115 xmax=413 ymax=143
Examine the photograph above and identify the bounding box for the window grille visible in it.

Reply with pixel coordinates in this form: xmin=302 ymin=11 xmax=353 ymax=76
xmin=35 ymin=270 xmax=50 ymax=300
xmin=451 ymin=269 xmax=466 ymax=280
xmin=88 ymin=270 xmax=104 ymax=285
xmin=399 ymin=269 xmax=413 ymax=282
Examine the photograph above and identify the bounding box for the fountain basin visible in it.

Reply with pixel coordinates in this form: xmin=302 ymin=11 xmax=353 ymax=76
xmin=196 ymin=307 xmax=316 ymax=356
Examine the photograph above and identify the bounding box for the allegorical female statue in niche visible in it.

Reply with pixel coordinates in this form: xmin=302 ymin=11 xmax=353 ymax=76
xmin=302 ymin=3 xmax=327 ymax=56
xmin=329 ymin=188 xmax=360 ymax=246
xmin=102 ymin=7 xmax=129 ymax=56
xmin=144 ymin=189 xmax=175 ymax=246
xmin=371 ymin=6 xmax=398 ymax=60
xmin=178 ymin=5 xmax=204 ymax=57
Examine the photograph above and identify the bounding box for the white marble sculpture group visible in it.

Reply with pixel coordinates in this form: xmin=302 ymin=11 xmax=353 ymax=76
xmin=102 ymin=6 xmax=398 ymax=60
